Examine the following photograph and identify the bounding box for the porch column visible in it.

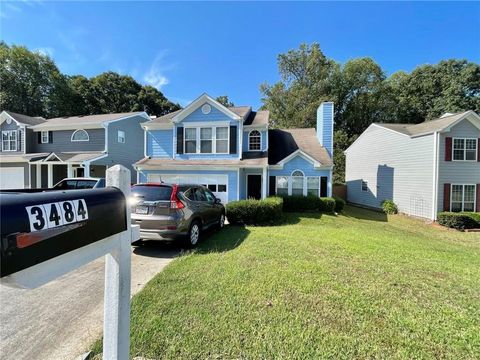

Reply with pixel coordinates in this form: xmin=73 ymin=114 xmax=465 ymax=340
xmin=84 ymin=163 xmax=90 ymax=177
xmin=47 ymin=164 xmax=53 ymax=188
xmin=36 ymin=164 xmax=42 ymax=188
xmin=261 ymin=167 xmax=267 ymax=199
xmin=67 ymin=164 xmax=74 ymax=178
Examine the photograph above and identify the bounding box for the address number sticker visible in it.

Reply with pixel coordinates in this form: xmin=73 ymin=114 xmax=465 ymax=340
xmin=26 ymin=199 xmax=89 ymax=232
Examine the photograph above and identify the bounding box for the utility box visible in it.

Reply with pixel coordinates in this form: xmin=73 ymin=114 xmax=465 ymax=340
xmin=1 ymin=188 xmax=127 ymax=277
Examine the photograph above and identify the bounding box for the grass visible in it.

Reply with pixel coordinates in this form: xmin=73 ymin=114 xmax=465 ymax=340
xmin=93 ymin=206 xmax=480 ymax=359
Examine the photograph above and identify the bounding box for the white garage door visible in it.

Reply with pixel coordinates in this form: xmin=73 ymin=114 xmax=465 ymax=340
xmin=147 ymin=173 xmax=228 ymax=204
xmin=1 ymin=167 xmax=25 ymax=189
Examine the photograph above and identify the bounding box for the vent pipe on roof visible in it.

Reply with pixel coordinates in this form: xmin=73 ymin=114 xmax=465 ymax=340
xmin=440 ymin=113 xmax=454 ymax=118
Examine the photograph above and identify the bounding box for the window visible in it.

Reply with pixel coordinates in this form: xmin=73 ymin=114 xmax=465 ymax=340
xmin=217 ymin=184 xmax=227 ymax=192
xmin=118 ymin=130 xmax=125 ymax=143
xmin=185 ymin=128 xmax=197 ymax=153
xmin=2 ymin=130 xmax=17 ymax=151
xmin=71 ymin=129 xmax=89 ymax=142
xmin=453 ymin=138 xmax=477 ymax=161
xmin=204 ymin=189 xmax=216 ymax=203
xmin=41 ymin=131 xmax=49 ymax=144
xmin=194 ymin=188 xmax=207 ymax=202
xmin=248 ymin=130 xmax=261 ymax=151
xmin=361 ymin=180 xmax=368 ymax=191
xmin=291 ymin=170 xmax=304 ymax=196
xmin=276 ymin=176 xmax=288 ymax=196
xmin=216 ymin=127 xmax=229 ymax=153
xmin=307 ymin=177 xmax=320 ymax=197
xmin=200 ymin=128 xmax=212 ymax=153
xmin=451 ymin=184 xmax=476 ymax=212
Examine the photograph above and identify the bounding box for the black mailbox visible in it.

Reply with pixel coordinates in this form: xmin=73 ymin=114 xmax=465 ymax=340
xmin=1 ymin=188 xmax=127 ymax=278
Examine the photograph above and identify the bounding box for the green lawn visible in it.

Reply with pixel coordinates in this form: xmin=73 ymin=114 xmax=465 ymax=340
xmin=95 ymin=206 xmax=480 ymax=359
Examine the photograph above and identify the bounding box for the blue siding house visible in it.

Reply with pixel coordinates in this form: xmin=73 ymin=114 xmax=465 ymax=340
xmin=135 ymin=93 xmax=334 ymax=203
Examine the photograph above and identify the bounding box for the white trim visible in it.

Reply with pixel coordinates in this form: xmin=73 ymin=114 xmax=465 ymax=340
xmin=41 ymin=131 xmax=49 ymax=144
xmin=450 ymin=184 xmax=477 ymax=212
xmin=452 ymin=137 xmax=478 ymax=162
xmin=432 ymin=131 xmax=439 ymax=220
xmin=144 ymin=130 xmax=147 ymax=158
xmin=306 ymin=176 xmax=321 ymax=197
xmin=117 ymin=130 xmax=126 ymax=144
xmin=171 ymin=93 xmax=242 ymax=123
xmin=44 ymin=152 xmax=63 ymax=162
xmin=142 ymin=122 xmax=174 ymax=130
xmin=248 ymin=129 xmax=262 ymax=151
xmin=291 ymin=169 xmax=305 ymax=196
xmin=442 ymin=111 xmax=480 ymax=133
xmin=237 ymin=168 xmax=240 ymax=200
xmin=277 ymin=149 xmax=321 ymax=168
xmin=183 ymin=125 xmax=230 ymax=155
xmin=71 ymin=129 xmax=90 ymax=142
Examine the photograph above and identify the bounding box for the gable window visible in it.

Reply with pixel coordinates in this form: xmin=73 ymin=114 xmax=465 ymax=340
xmin=71 ymin=129 xmax=89 ymax=142
xmin=276 ymin=176 xmax=288 ymax=196
xmin=451 ymin=184 xmax=476 ymax=212
xmin=307 ymin=177 xmax=320 ymax=197
xmin=118 ymin=130 xmax=125 ymax=143
xmin=216 ymin=127 xmax=229 ymax=153
xmin=185 ymin=128 xmax=197 ymax=153
xmin=200 ymin=128 xmax=212 ymax=153
xmin=291 ymin=170 xmax=304 ymax=196
xmin=361 ymin=180 xmax=368 ymax=191
xmin=41 ymin=131 xmax=50 ymax=144
xmin=453 ymin=138 xmax=477 ymax=161
xmin=248 ymin=130 xmax=261 ymax=151
xmin=1 ymin=130 xmax=17 ymax=151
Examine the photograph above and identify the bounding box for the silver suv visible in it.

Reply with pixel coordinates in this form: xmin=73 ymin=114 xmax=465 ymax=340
xmin=130 ymin=183 xmax=226 ymax=247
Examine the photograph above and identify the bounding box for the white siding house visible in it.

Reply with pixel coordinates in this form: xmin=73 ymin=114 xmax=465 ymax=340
xmin=345 ymin=111 xmax=480 ymax=220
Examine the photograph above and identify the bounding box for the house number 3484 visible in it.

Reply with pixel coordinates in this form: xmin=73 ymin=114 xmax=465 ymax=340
xmin=25 ymin=199 xmax=89 ymax=232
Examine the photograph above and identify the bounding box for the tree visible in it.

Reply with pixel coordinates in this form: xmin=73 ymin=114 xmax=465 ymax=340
xmin=215 ymin=95 xmax=235 ymax=107
xmin=0 ymin=42 xmax=74 ymax=117
xmin=135 ymin=85 xmax=181 ymax=116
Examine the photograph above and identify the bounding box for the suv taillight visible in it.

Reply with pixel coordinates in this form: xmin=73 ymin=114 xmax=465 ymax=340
xmin=170 ymin=185 xmax=184 ymax=209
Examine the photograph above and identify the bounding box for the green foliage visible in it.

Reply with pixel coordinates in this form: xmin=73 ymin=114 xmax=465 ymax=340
xmin=437 ymin=212 xmax=479 ymax=230
xmin=381 ymin=200 xmax=398 ymax=215
xmin=226 ymin=197 xmax=283 ymax=225
xmin=260 ymin=43 xmax=480 ymax=183
xmin=0 ymin=42 xmax=180 ymax=117
xmin=215 ymin=95 xmax=235 ymax=107
xmin=280 ymin=195 xmax=336 ymax=213
xmin=333 ymin=197 xmax=346 ymax=213
xmin=463 ymin=212 xmax=480 ymax=224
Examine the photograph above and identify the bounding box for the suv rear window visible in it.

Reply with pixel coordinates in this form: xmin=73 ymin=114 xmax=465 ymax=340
xmin=131 ymin=185 xmax=172 ymax=201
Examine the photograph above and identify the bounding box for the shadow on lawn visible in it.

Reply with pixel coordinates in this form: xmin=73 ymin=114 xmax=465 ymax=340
xmin=343 ymin=205 xmax=388 ymax=222
xmin=196 ymin=225 xmax=250 ymax=254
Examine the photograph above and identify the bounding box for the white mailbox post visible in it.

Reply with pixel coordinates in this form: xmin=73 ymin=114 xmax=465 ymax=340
xmin=0 ymin=164 xmax=139 ymax=360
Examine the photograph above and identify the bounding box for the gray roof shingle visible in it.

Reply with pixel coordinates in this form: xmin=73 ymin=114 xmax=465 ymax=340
xmin=5 ymin=111 xmax=46 ymax=125
xmin=31 ymin=112 xmax=144 ymax=129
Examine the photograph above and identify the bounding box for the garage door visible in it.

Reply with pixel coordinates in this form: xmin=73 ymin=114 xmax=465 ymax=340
xmin=147 ymin=173 xmax=228 ymax=204
xmin=0 ymin=167 xmax=25 ymax=189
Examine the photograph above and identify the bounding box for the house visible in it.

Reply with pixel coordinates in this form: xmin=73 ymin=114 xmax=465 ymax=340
xmin=345 ymin=111 xmax=480 ymax=220
xmin=134 ymin=93 xmax=334 ymax=203
xmin=0 ymin=111 xmax=149 ymax=188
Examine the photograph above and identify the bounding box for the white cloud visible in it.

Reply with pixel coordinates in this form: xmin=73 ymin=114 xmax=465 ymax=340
xmin=35 ymin=47 xmax=54 ymax=57
xmin=142 ymin=51 xmax=174 ymax=90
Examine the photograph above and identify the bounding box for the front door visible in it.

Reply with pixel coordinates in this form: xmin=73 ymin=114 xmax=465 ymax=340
xmin=247 ymin=175 xmax=262 ymax=200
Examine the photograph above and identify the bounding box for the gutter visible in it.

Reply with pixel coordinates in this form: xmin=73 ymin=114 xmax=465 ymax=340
xmin=431 ymin=131 xmax=439 ymax=220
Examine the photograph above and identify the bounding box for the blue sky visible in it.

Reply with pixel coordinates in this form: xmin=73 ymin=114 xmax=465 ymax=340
xmin=1 ymin=1 xmax=479 ymax=109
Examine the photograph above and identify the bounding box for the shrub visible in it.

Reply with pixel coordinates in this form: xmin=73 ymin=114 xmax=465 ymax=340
xmin=320 ymin=197 xmax=336 ymax=213
xmin=437 ymin=212 xmax=479 ymax=230
xmin=381 ymin=199 xmax=398 ymax=215
xmin=282 ymin=195 xmax=321 ymax=212
xmin=226 ymin=197 xmax=283 ymax=225
xmin=463 ymin=212 xmax=480 ymax=224
xmin=333 ymin=197 xmax=346 ymax=213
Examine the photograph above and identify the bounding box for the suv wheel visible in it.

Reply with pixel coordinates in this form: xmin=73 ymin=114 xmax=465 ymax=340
xmin=185 ymin=220 xmax=201 ymax=247
xmin=217 ymin=213 xmax=225 ymax=230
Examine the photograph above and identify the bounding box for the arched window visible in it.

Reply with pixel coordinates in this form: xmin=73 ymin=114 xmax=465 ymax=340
xmin=71 ymin=129 xmax=89 ymax=142
xmin=248 ymin=130 xmax=261 ymax=151
xmin=291 ymin=170 xmax=304 ymax=196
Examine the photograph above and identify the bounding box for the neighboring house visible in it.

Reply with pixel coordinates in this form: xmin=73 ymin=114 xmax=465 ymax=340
xmin=134 ymin=93 xmax=333 ymax=203
xmin=345 ymin=111 xmax=480 ymax=220
xmin=0 ymin=111 xmax=149 ymax=188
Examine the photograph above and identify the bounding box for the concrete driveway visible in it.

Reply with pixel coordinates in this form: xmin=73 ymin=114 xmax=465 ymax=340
xmin=0 ymin=242 xmax=180 ymax=360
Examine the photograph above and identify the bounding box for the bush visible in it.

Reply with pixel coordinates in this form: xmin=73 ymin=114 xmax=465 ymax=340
xmin=226 ymin=197 xmax=283 ymax=225
xmin=437 ymin=212 xmax=479 ymax=230
xmin=282 ymin=195 xmax=321 ymax=212
xmin=463 ymin=212 xmax=480 ymax=224
xmin=333 ymin=197 xmax=346 ymax=213
xmin=381 ymin=199 xmax=398 ymax=215
xmin=320 ymin=197 xmax=336 ymax=212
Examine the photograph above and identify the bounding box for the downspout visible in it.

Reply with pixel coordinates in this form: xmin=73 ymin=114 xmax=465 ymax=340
xmin=432 ymin=131 xmax=439 ymax=221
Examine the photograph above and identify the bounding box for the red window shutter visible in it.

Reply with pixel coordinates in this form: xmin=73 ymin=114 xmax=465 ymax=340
xmin=443 ymin=183 xmax=451 ymax=212
xmin=445 ymin=137 xmax=452 ymax=161
xmin=477 ymin=138 xmax=480 ymax=162
xmin=476 ymin=184 xmax=480 ymax=212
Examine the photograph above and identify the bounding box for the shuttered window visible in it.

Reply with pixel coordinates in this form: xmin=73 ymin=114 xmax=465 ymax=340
xmin=451 ymin=184 xmax=476 ymax=212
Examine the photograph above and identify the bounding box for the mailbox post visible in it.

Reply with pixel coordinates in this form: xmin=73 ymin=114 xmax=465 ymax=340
xmin=0 ymin=164 xmax=138 ymax=360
